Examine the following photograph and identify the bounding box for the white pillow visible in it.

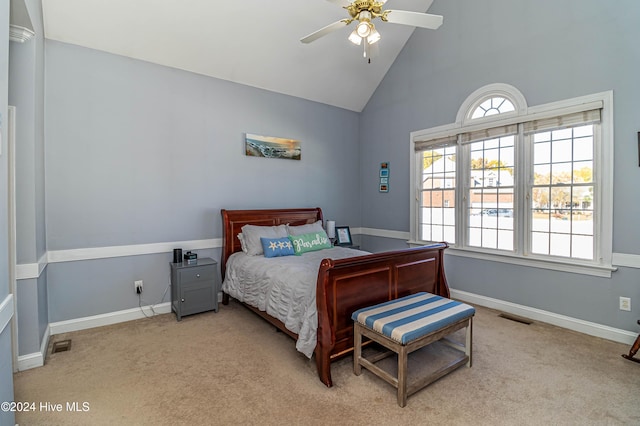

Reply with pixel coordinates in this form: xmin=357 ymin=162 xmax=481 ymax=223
xmin=237 ymin=233 xmax=248 ymax=253
xmin=287 ymin=220 xmax=324 ymax=236
xmin=240 ymin=224 xmax=288 ymax=256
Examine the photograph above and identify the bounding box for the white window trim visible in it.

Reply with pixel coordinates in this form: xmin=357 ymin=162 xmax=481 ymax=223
xmin=456 ymin=83 xmax=528 ymax=124
xmin=409 ymin=86 xmax=614 ymax=278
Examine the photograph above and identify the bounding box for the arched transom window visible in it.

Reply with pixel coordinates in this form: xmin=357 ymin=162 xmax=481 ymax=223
xmin=470 ymin=96 xmax=515 ymax=119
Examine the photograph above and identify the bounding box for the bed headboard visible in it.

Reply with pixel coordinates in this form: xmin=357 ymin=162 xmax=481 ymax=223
xmin=220 ymin=207 xmax=324 ymax=278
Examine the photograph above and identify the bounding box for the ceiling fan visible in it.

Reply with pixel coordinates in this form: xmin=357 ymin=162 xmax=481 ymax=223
xmin=300 ymin=0 xmax=443 ymax=61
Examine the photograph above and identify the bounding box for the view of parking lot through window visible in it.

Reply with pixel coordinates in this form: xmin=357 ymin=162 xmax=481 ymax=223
xmin=468 ymin=134 xmax=515 ymax=250
xmin=530 ymin=125 xmax=594 ymax=259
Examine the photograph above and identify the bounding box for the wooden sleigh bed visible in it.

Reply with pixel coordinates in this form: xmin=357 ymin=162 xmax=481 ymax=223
xmin=220 ymin=207 xmax=451 ymax=387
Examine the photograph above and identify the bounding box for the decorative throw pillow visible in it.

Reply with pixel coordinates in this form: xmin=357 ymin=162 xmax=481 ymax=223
xmin=287 ymin=220 xmax=324 ymax=236
xmin=289 ymin=231 xmax=332 ymax=255
xmin=260 ymin=237 xmax=295 ymax=258
xmin=241 ymin=224 xmax=288 ymax=256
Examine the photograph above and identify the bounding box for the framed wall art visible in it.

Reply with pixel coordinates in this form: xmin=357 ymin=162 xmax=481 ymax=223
xmin=245 ymin=133 xmax=301 ymax=160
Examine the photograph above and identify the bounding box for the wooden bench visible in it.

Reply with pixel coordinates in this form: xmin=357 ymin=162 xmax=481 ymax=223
xmin=352 ymin=292 xmax=475 ymax=407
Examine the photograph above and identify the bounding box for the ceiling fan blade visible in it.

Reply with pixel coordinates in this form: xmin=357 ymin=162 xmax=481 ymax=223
xmin=384 ymin=10 xmax=443 ymax=30
xmin=300 ymin=20 xmax=348 ymax=44
xmin=326 ymin=0 xmax=352 ymax=7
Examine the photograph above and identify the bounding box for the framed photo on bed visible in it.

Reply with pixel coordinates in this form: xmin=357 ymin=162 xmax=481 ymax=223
xmin=335 ymin=226 xmax=353 ymax=246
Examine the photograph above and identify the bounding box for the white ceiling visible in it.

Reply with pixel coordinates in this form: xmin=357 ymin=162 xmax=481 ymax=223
xmin=41 ymin=0 xmax=437 ymax=112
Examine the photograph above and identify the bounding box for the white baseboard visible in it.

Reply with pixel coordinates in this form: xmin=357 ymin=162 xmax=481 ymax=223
xmin=47 ymin=293 xmax=223 ymax=340
xmin=50 ymin=302 xmax=172 ymax=335
xmin=17 ymin=324 xmax=50 ymax=371
xmin=451 ymin=289 xmax=638 ymax=345
xmin=17 ymin=352 xmax=43 ymax=371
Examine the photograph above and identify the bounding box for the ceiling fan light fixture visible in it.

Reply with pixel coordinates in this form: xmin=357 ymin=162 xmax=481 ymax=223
xmin=355 ymin=21 xmax=372 ymax=38
xmin=348 ymin=29 xmax=362 ymax=45
xmin=367 ymin=27 xmax=380 ymax=44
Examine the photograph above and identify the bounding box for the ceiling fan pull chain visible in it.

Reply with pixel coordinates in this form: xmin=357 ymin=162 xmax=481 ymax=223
xmin=363 ymin=39 xmax=372 ymax=63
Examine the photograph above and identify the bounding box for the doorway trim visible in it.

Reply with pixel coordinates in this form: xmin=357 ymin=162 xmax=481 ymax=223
xmin=8 ymin=105 xmax=19 ymax=372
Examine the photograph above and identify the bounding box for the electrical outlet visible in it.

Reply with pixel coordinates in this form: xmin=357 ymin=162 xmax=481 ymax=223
xmin=135 ymin=280 xmax=143 ymax=294
xmin=619 ymin=297 xmax=631 ymax=312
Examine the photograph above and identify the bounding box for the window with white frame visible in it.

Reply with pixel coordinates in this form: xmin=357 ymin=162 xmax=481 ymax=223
xmin=410 ymin=84 xmax=613 ymax=276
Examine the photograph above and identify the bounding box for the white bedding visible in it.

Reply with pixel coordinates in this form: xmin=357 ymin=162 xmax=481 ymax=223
xmin=221 ymin=246 xmax=369 ymax=358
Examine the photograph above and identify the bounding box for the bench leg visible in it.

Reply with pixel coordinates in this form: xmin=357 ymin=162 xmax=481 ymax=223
xmin=397 ymin=345 xmax=408 ymax=408
xmin=465 ymin=317 xmax=473 ymax=367
xmin=354 ymin=322 xmax=362 ymax=375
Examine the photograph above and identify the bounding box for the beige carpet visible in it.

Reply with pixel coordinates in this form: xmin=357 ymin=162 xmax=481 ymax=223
xmin=13 ymin=300 xmax=640 ymax=425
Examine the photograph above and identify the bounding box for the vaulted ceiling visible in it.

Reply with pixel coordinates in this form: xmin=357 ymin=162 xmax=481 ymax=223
xmin=41 ymin=0 xmax=438 ymax=112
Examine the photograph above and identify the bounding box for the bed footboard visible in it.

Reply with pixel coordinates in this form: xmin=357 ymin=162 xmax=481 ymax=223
xmin=314 ymin=243 xmax=450 ymax=387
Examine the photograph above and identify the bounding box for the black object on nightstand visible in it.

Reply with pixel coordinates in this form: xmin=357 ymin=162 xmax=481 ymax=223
xmin=170 ymin=257 xmax=219 ymax=321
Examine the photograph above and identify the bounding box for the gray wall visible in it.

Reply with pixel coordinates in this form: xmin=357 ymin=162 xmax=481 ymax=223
xmin=8 ymin=0 xmax=44 ymax=265
xmin=44 ymin=41 xmax=361 ymax=322
xmin=15 ymin=275 xmax=46 ymax=356
xmin=9 ymin=0 xmax=48 ymax=357
xmin=0 ymin=0 xmax=16 ymax=423
xmin=359 ymin=0 xmax=640 ymax=331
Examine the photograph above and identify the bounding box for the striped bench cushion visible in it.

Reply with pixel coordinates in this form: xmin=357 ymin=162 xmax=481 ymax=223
xmin=352 ymin=292 xmax=475 ymax=345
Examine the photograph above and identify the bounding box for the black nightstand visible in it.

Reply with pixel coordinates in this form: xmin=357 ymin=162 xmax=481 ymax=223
xmin=170 ymin=258 xmax=219 ymax=321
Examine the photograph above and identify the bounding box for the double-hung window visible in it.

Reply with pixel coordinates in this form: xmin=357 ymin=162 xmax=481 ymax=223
xmin=410 ymin=84 xmax=613 ymax=277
